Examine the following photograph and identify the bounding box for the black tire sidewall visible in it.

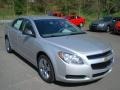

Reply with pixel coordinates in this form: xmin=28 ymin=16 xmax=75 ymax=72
xmin=106 ymin=26 xmax=110 ymax=32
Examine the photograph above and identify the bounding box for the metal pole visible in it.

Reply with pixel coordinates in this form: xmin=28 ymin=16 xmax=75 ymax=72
xmin=65 ymin=0 xmax=68 ymax=14
xmin=97 ymin=0 xmax=100 ymax=19
xmin=12 ymin=0 xmax=15 ymax=18
xmin=27 ymin=0 xmax=29 ymax=15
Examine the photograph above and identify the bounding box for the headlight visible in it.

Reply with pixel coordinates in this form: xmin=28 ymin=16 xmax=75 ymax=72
xmin=80 ymin=23 xmax=83 ymax=27
xmin=99 ymin=23 xmax=105 ymax=27
xmin=58 ymin=52 xmax=84 ymax=64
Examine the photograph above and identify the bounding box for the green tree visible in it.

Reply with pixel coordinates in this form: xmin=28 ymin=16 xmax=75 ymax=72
xmin=14 ymin=0 xmax=27 ymax=15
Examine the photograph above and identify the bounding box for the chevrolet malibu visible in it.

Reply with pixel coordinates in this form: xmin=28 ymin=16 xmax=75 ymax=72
xmin=5 ymin=16 xmax=114 ymax=83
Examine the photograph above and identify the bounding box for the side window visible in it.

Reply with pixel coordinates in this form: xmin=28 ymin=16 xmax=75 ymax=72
xmin=25 ymin=21 xmax=33 ymax=32
xmin=22 ymin=20 xmax=35 ymax=36
xmin=12 ymin=19 xmax=23 ymax=30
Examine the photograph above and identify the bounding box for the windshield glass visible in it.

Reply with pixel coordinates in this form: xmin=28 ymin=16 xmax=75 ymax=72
xmin=34 ymin=19 xmax=85 ymax=38
xmin=102 ymin=16 xmax=112 ymax=21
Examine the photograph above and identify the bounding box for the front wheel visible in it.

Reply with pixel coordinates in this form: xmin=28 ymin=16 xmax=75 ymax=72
xmin=37 ymin=55 xmax=55 ymax=83
xmin=106 ymin=26 xmax=110 ymax=32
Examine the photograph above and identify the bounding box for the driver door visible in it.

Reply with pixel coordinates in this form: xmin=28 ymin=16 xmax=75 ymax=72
xmin=18 ymin=19 xmax=36 ymax=64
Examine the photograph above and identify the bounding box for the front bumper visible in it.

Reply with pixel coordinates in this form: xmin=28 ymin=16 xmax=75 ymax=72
xmin=90 ymin=25 xmax=107 ymax=31
xmin=114 ymin=29 xmax=120 ymax=33
xmin=55 ymin=51 xmax=113 ymax=83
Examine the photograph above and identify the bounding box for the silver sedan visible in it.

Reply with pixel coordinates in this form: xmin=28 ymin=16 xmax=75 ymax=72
xmin=5 ymin=16 xmax=114 ymax=83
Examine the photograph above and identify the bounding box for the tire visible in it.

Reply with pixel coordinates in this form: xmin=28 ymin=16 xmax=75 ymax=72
xmin=5 ymin=38 xmax=13 ymax=53
xmin=106 ymin=26 xmax=110 ymax=32
xmin=37 ymin=54 xmax=55 ymax=83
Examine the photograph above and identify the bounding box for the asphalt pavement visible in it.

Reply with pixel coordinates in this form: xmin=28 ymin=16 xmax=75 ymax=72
xmin=0 ymin=25 xmax=120 ymax=90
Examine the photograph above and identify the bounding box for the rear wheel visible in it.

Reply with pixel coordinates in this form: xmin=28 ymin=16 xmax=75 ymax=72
xmin=5 ymin=38 xmax=13 ymax=53
xmin=37 ymin=54 xmax=55 ymax=83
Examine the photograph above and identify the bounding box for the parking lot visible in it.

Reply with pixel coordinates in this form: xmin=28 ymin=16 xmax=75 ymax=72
xmin=0 ymin=24 xmax=120 ymax=90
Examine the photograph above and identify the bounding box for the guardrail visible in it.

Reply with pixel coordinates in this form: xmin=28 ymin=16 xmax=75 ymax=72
xmin=0 ymin=20 xmax=12 ymax=24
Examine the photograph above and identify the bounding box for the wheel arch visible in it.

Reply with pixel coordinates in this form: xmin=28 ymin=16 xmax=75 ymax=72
xmin=5 ymin=34 xmax=8 ymax=39
xmin=36 ymin=51 xmax=56 ymax=81
xmin=36 ymin=51 xmax=48 ymax=63
xmin=36 ymin=51 xmax=56 ymax=69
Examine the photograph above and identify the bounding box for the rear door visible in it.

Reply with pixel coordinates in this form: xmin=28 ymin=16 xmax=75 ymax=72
xmin=9 ymin=18 xmax=23 ymax=51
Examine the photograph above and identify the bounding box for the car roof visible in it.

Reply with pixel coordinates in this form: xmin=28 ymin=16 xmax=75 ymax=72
xmin=21 ymin=15 xmax=63 ymax=20
xmin=113 ymin=17 xmax=120 ymax=20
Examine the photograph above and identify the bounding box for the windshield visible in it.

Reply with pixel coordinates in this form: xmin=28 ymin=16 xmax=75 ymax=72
xmin=102 ymin=16 xmax=112 ymax=21
xmin=34 ymin=19 xmax=85 ymax=38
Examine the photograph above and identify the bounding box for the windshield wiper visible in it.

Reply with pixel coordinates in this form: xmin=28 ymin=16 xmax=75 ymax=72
xmin=68 ymin=32 xmax=86 ymax=35
xmin=43 ymin=35 xmax=59 ymax=38
xmin=42 ymin=32 xmax=86 ymax=38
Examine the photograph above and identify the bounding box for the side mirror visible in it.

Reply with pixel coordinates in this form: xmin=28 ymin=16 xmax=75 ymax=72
xmin=22 ymin=29 xmax=35 ymax=37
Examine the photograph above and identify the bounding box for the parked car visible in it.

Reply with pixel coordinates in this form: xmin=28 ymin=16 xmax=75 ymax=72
xmin=109 ymin=17 xmax=120 ymax=34
xmin=5 ymin=16 xmax=114 ymax=83
xmin=65 ymin=15 xmax=85 ymax=27
xmin=89 ymin=16 xmax=114 ymax=32
xmin=51 ymin=12 xmax=85 ymax=27
xmin=50 ymin=12 xmax=64 ymax=17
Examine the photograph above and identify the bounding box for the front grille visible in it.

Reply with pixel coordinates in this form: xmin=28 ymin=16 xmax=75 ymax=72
xmin=92 ymin=70 xmax=109 ymax=77
xmin=87 ymin=50 xmax=112 ymax=60
xmin=90 ymin=26 xmax=97 ymax=29
xmin=91 ymin=58 xmax=113 ymax=70
xmin=92 ymin=24 xmax=98 ymax=26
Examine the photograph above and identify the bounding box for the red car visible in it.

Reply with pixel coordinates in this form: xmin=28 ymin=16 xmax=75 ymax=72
xmin=110 ymin=18 xmax=120 ymax=34
xmin=115 ymin=21 xmax=120 ymax=30
xmin=65 ymin=16 xmax=85 ymax=27
xmin=51 ymin=12 xmax=64 ymax=17
xmin=51 ymin=12 xmax=85 ymax=27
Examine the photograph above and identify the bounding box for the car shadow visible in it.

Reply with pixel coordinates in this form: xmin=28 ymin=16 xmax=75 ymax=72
xmin=54 ymin=79 xmax=101 ymax=87
xmin=13 ymin=51 xmax=38 ymax=72
xmin=110 ymin=32 xmax=120 ymax=36
xmin=87 ymin=29 xmax=107 ymax=33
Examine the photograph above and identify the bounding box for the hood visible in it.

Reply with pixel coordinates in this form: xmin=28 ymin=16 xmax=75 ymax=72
xmin=45 ymin=34 xmax=111 ymax=54
xmin=92 ymin=19 xmax=111 ymax=25
xmin=92 ymin=20 xmax=105 ymax=25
